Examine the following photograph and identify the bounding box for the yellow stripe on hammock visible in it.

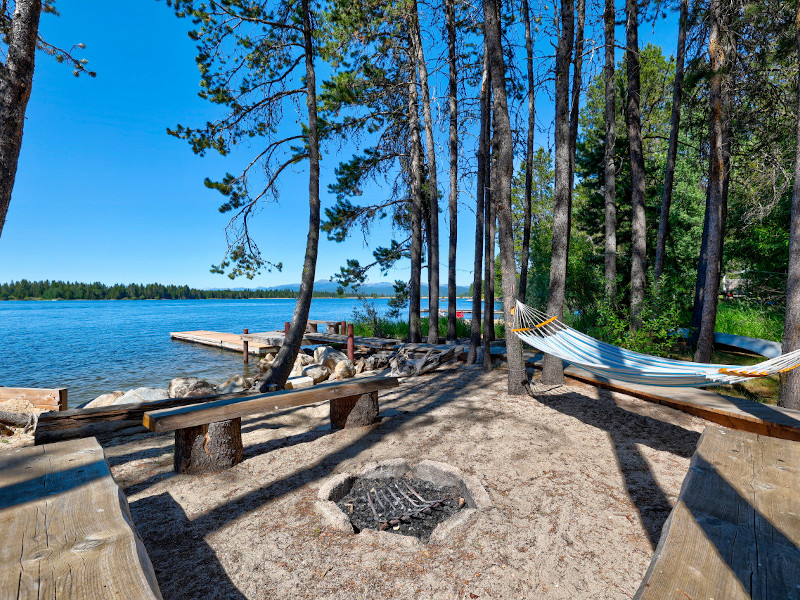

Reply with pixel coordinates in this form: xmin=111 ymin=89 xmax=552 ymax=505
xmin=511 ymin=327 xmax=531 ymax=332
xmin=535 ymin=316 xmax=558 ymax=328
xmin=718 ymin=367 xmax=769 ymax=378
xmin=780 ymin=363 xmax=800 ymax=374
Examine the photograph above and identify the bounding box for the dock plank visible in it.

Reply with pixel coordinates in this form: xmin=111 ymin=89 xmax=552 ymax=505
xmin=635 ymin=426 xmax=800 ymax=599
xmin=170 ymin=330 xmax=274 ymax=354
xmin=0 ymin=438 xmax=162 ymax=599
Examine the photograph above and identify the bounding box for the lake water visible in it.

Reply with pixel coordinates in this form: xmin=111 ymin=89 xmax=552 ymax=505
xmin=0 ymin=298 xmax=478 ymax=407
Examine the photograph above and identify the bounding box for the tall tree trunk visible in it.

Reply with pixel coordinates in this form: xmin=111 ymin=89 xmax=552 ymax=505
xmin=694 ymin=0 xmax=729 ymax=363
xmin=407 ymin=56 xmax=424 ymax=344
xmin=603 ymin=0 xmax=617 ymax=299
xmin=446 ymin=0 xmax=459 ymax=342
xmin=541 ymin=0 xmax=574 ymax=385
xmin=483 ymin=0 xmax=525 ymax=395
xmin=259 ymin=0 xmax=320 ymax=391
xmin=690 ymin=189 xmax=711 ymax=343
xmin=0 ymin=0 xmax=42 ymax=239
xmin=519 ymin=0 xmax=535 ymax=303
xmin=483 ymin=136 xmax=496 ymax=371
xmin=626 ymin=0 xmax=647 ymax=329
xmin=467 ymin=51 xmax=489 ymax=364
xmin=568 ymin=0 xmax=585 ymax=194
xmin=411 ymin=0 xmax=440 ymax=344
xmin=654 ymin=0 xmax=688 ymax=285
xmin=779 ymin=0 xmax=800 ymax=409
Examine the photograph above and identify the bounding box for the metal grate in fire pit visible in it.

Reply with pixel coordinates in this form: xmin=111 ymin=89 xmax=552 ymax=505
xmin=336 ymin=476 xmax=463 ymax=541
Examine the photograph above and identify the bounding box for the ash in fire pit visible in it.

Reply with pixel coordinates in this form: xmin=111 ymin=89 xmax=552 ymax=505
xmin=316 ymin=459 xmax=492 ymax=544
xmin=336 ymin=476 xmax=463 ymax=541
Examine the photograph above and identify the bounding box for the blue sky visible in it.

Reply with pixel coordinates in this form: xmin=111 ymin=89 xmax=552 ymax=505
xmin=0 ymin=1 xmax=679 ymax=289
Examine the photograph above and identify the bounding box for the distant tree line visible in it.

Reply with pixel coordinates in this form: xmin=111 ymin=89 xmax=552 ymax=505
xmin=0 ymin=280 xmax=356 ymax=301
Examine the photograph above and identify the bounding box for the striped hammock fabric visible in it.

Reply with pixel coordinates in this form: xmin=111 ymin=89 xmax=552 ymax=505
xmin=511 ymin=301 xmax=800 ymax=387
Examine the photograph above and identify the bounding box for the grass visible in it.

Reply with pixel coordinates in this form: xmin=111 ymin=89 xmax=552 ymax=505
xmin=714 ymin=299 xmax=785 ymax=342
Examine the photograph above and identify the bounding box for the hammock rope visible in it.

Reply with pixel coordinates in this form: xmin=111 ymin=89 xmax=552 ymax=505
xmin=511 ymin=300 xmax=800 ymax=388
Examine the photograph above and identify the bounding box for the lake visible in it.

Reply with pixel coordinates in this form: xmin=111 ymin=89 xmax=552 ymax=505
xmin=0 ymin=298 xmax=479 ymax=407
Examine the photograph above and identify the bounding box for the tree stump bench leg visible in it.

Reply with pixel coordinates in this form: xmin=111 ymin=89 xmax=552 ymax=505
xmin=330 ymin=391 xmax=379 ymax=430
xmin=174 ymin=418 xmax=243 ymax=474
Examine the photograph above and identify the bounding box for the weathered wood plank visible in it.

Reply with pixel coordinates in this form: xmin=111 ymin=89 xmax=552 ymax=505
xmin=170 ymin=330 xmax=272 ymax=354
xmin=635 ymin=426 xmax=800 ymax=599
xmin=35 ymin=390 xmax=261 ymax=445
xmin=0 ymin=438 xmax=163 ymax=599
xmin=0 ymin=387 xmax=67 ymax=411
xmin=144 ymin=375 xmax=400 ymax=433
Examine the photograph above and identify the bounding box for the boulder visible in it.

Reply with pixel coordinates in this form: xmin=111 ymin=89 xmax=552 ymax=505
xmin=217 ymin=374 xmax=252 ymax=395
xmin=302 ymin=364 xmax=330 ymax=384
xmin=354 ymin=358 xmax=366 ymax=375
xmin=168 ymin=377 xmax=217 ymax=399
xmin=314 ymin=346 xmax=348 ymax=371
xmin=258 ymin=353 xmax=276 ymax=373
xmin=332 ymin=360 xmax=355 ymax=380
xmin=296 ymin=353 xmax=315 ymax=367
xmin=284 ymin=376 xmax=314 ymax=390
xmin=83 ymin=390 xmax=126 ymax=409
xmin=117 ymin=387 xmax=170 ymax=405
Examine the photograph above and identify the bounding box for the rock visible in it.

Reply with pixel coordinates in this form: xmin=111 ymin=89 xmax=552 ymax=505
xmin=314 ymin=346 xmax=348 ymax=370
xmin=168 ymin=377 xmax=217 ymax=399
xmin=354 ymin=358 xmax=366 ymax=375
xmin=217 ymin=374 xmax=252 ymax=395
xmin=83 ymin=390 xmax=125 ymax=409
xmin=296 ymin=353 xmax=315 ymax=367
xmin=117 ymin=387 xmax=170 ymax=405
xmin=258 ymin=353 xmax=276 ymax=373
xmin=284 ymin=376 xmax=314 ymax=390
xmin=302 ymin=364 xmax=330 ymax=384
xmin=332 ymin=360 xmax=355 ymax=380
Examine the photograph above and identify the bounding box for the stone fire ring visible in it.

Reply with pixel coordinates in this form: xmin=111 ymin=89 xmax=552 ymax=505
xmin=315 ymin=459 xmax=492 ymax=545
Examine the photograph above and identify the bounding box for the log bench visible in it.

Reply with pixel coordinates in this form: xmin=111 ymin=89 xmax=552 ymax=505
xmin=0 ymin=437 xmax=163 ymax=599
xmin=635 ymin=425 xmax=800 ymax=599
xmin=143 ymin=375 xmax=400 ymax=474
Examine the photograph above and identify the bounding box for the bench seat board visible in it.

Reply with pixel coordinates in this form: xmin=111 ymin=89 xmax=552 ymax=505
xmin=144 ymin=376 xmax=400 ymax=433
xmin=0 ymin=438 xmax=163 ymax=599
xmin=635 ymin=425 xmax=800 ymax=599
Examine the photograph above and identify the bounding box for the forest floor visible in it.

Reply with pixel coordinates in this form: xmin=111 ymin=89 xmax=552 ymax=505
xmin=86 ymin=363 xmax=707 ymax=599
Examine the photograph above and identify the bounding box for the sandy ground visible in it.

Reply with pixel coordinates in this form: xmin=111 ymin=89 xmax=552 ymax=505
xmin=0 ymin=398 xmax=45 ymax=449
xmin=94 ymin=364 xmax=707 ymax=599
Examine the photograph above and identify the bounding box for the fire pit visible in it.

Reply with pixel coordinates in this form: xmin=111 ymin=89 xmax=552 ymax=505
xmin=316 ymin=459 xmax=491 ymax=544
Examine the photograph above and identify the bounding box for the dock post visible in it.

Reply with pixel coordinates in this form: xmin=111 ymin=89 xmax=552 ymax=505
xmin=347 ymin=323 xmax=354 ymax=362
xmin=285 ymin=322 xmax=290 ymax=336
xmin=340 ymin=320 xmax=346 ymax=337
xmin=243 ymin=328 xmax=249 ymax=364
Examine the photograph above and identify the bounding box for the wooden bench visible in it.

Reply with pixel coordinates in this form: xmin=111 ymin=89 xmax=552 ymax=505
xmin=0 ymin=437 xmax=163 ymax=599
xmin=143 ymin=375 xmax=400 ymax=474
xmin=635 ymin=425 xmax=800 ymax=599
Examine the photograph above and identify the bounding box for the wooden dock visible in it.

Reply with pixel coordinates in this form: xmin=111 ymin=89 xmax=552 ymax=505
xmin=170 ymin=330 xmax=276 ymax=354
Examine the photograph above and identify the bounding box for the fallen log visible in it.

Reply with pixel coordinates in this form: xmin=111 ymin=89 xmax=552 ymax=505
xmin=0 ymin=410 xmax=37 ymax=432
xmin=389 ymin=347 xmax=456 ymax=377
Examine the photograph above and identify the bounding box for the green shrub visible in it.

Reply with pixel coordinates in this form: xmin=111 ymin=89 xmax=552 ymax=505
xmin=715 ymin=300 xmax=784 ymax=342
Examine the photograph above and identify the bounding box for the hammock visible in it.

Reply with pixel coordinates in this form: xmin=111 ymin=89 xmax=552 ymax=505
xmin=511 ymin=300 xmax=800 ymax=387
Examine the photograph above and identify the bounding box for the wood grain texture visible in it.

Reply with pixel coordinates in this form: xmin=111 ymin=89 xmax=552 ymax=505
xmin=0 ymin=437 xmax=162 ymax=599
xmin=170 ymin=330 xmax=273 ymax=354
xmin=0 ymin=387 xmax=67 ymax=411
xmin=35 ymin=389 xmax=261 ymax=445
xmin=144 ymin=375 xmax=399 ymax=433
xmin=635 ymin=426 xmax=800 ymax=599
xmin=330 ymin=391 xmax=379 ymax=429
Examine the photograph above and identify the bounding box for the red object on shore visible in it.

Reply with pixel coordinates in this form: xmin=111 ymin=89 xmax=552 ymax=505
xmin=347 ymin=323 xmax=354 ymax=362
xmin=456 ymin=311 xmax=464 ymax=318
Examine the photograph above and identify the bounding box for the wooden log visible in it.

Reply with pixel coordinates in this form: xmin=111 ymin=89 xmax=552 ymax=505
xmin=243 ymin=328 xmax=249 ymax=364
xmin=143 ymin=376 xmax=400 ymax=433
xmin=173 ymin=418 xmax=243 ymax=474
xmin=35 ymin=389 xmax=260 ymax=445
xmin=0 ymin=410 xmax=35 ymax=431
xmin=330 ymin=391 xmax=379 ymax=429
xmin=347 ymin=323 xmax=355 ymax=362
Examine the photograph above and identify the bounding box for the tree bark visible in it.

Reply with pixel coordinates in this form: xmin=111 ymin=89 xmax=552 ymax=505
xmin=779 ymin=0 xmax=800 ymax=409
xmin=694 ymin=0 xmax=729 ymax=363
xmin=483 ymin=136 xmax=496 ymax=370
xmin=626 ymin=0 xmax=647 ymax=329
xmin=654 ymin=0 xmax=688 ymax=285
xmin=259 ymin=0 xmax=320 ymax=391
xmin=519 ymin=0 xmax=535 ymax=303
xmin=483 ymin=0 xmax=526 ymax=395
xmin=446 ymin=0 xmax=459 ymax=342
xmin=568 ymin=0 xmax=585 ymax=195
xmin=410 ymin=0 xmax=440 ymax=344
xmin=174 ymin=419 xmax=243 ymax=474
xmin=467 ymin=51 xmax=489 ymax=364
xmin=603 ymin=0 xmax=617 ymax=299
xmin=407 ymin=49 xmax=424 ymax=344
xmin=541 ymin=0 xmax=574 ymax=385
xmin=0 ymin=0 xmax=42 ymax=239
